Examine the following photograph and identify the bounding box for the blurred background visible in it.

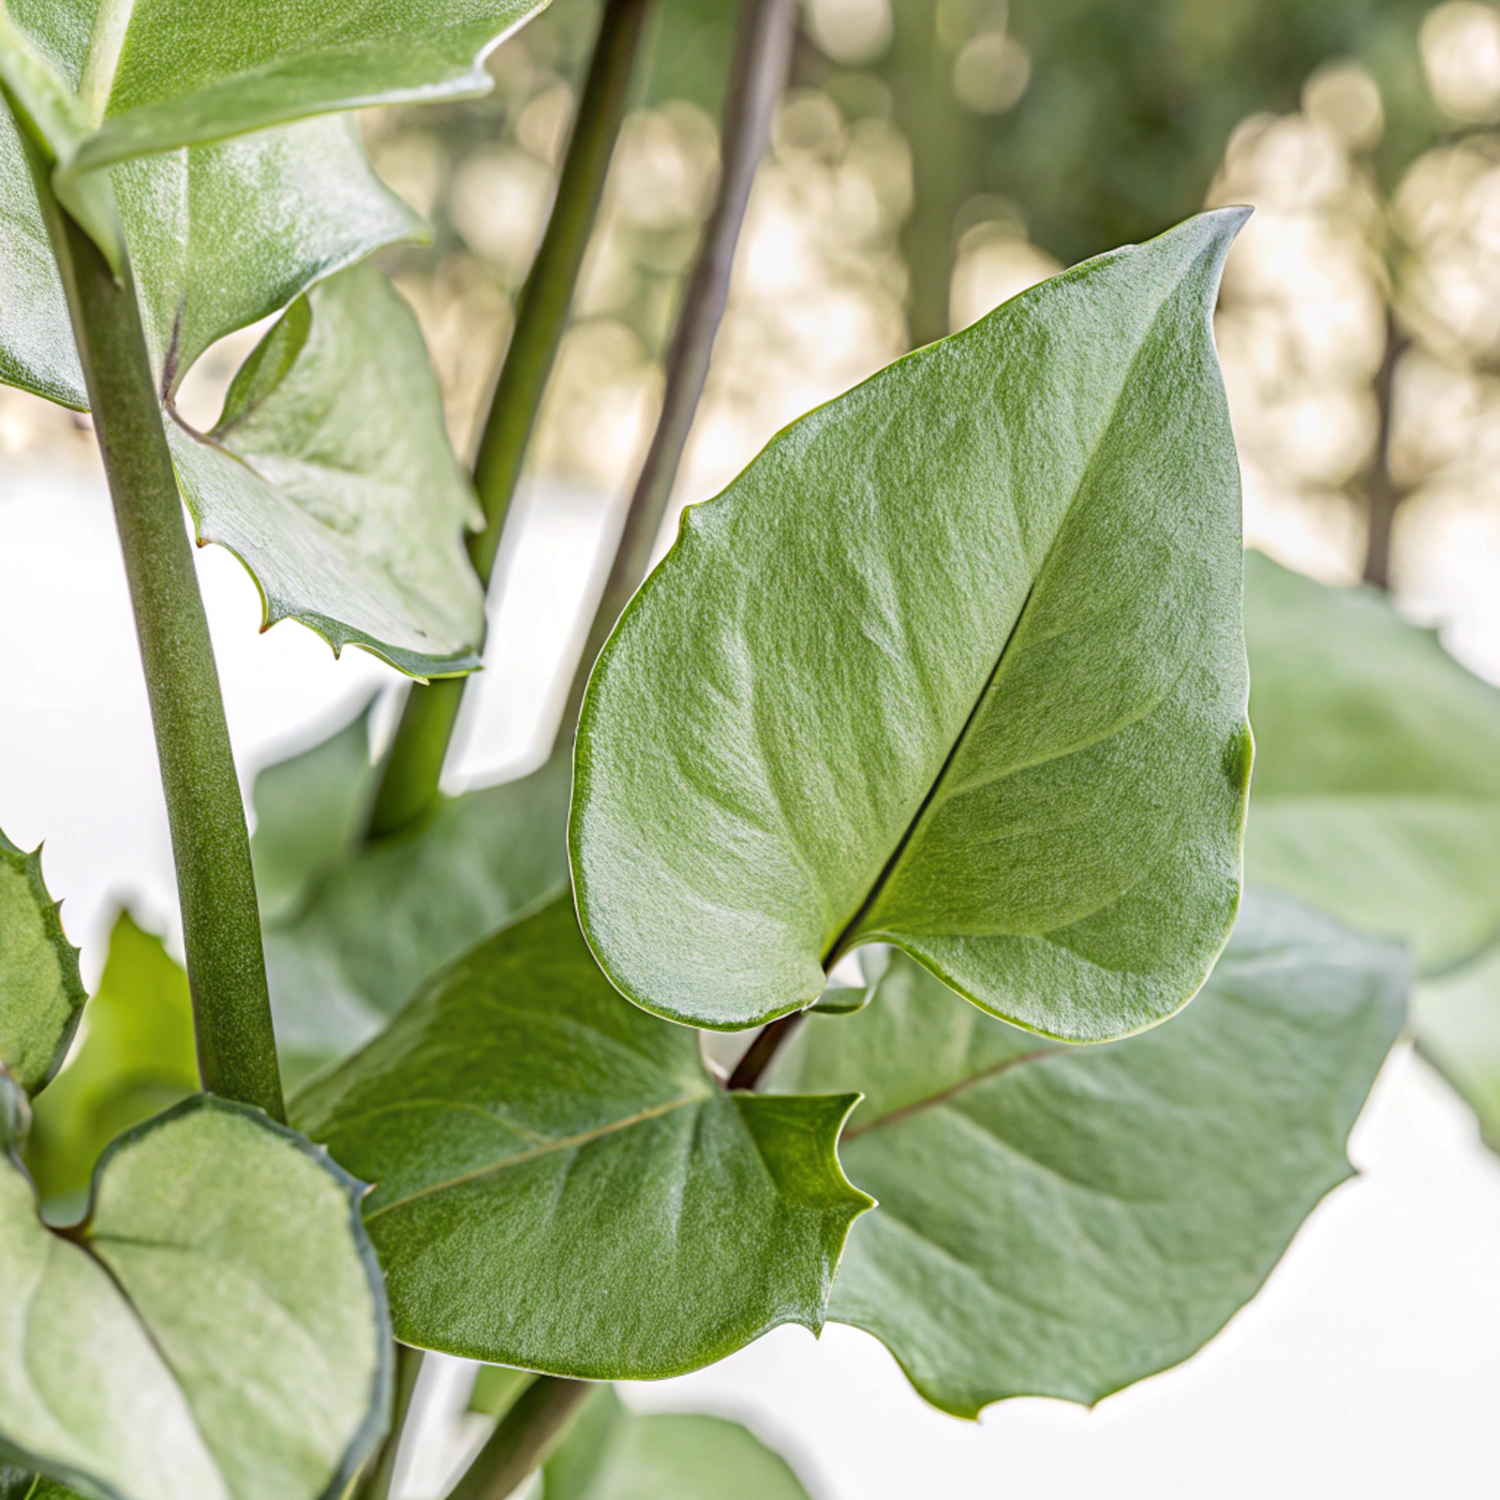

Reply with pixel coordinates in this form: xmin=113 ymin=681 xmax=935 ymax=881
xmin=5 ymin=0 xmax=1500 ymax=1492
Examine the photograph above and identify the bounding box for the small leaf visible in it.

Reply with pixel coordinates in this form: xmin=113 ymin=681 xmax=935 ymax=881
xmin=571 ymin=211 xmax=1252 ymax=1039
xmin=294 ymin=898 xmax=873 ymax=1380
xmin=1245 ymin=548 xmax=1500 ymax=974
xmin=268 ymin=755 xmax=572 ymax=1088
xmin=169 ymin=263 xmax=485 ymax=678
xmin=543 ymin=1387 xmax=813 ymax=1500
xmin=250 ymin=699 xmax=378 ymax=925
xmin=766 ymin=889 xmax=1407 ymax=1415
xmin=24 ymin=913 xmax=199 ymax=1213
xmin=0 ymin=1090 xmax=391 ymax=1500
xmin=0 ymin=827 xmax=84 ymax=1098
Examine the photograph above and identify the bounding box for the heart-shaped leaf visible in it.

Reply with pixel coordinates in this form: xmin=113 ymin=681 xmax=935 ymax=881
xmin=294 ymin=897 xmax=873 ymax=1380
xmin=264 ymin=751 xmax=571 ymax=1088
xmin=0 ymin=1087 xmax=390 ymax=1500
xmin=570 ymin=210 xmax=1252 ymax=1039
xmin=168 ymin=262 xmax=485 ymax=678
xmin=543 ymin=1387 xmax=812 ymax=1500
xmin=0 ymin=828 xmax=84 ymax=1098
xmin=24 ymin=913 xmax=199 ymax=1213
xmin=1245 ymin=548 xmax=1500 ymax=974
xmin=766 ymin=888 xmax=1407 ymax=1415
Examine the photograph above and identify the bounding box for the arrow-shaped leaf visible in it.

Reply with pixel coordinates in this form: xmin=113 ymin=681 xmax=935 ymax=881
xmin=571 ymin=209 xmax=1253 ymax=1040
xmin=294 ymin=897 xmax=873 ymax=1380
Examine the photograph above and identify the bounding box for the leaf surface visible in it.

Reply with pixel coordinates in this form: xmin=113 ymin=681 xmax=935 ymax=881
xmin=0 ymin=828 xmax=84 ymax=1098
xmin=571 ymin=210 xmax=1252 ymax=1039
xmin=766 ymin=888 xmax=1407 ymax=1415
xmin=24 ymin=913 xmax=199 ymax=1211
xmin=0 ymin=1089 xmax=390 ymax=1500
xmin=543 ymin=1387 xmax=811 ymax=1500
xmin=1415 ymin=946 xmax=1500 ymax=1153
xmin=294 ymin=898 xmax=872 ymax=1379
xmin=169 ymin=263 xmax=485 ymax=678
xmin=1245 ymin=548 xmax=1500 ymax=974
xmin=268 ymin=755 xmax=571 ymax=1088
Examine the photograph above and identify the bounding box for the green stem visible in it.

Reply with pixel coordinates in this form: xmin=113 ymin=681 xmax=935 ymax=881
xmin=39 ymin=165 xmax=285 ymax=1120
xmin=446 ymin=1376 xmax=593 ymax=1500
xmin=556 ymin=0 xmax=797 ymax=744
xmin=354 ymin=1343 xmax=423 ymax=1500
xmin=1361 ymin=305 xmax=1408 ymax=591
xmin=367 ymin=0 xmax=654 ymax=840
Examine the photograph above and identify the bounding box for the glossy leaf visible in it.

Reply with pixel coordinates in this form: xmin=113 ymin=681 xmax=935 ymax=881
xmin=767 ymin=889 xmax=1407 ymax=1415
xmin=268 ymin=755 xmax=571 ymax=1088
xmin=572 ymin=210 xmax=1252 ymax=1039
xmin=0 ymin=1087 xmax=390 ymax=1500
xmin=250 ymin=698 xmax=377 ymax=926
xmin=543 ymin=1388 xmax=812 ymax=1500
xmin=1245 ymin=548 xmax=1500 ymax=974
xmin=169 ymin=263 xmax=485 ymax=678
xmin=24 ymin=912 xmax=198 ymax=1212
xmin=0 ymin=828 xmax=84 ymax=1098
xmin=294 ymin=897 xmax=873 ymax=1379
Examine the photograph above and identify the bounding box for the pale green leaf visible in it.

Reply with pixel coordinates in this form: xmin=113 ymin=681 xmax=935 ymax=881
xmin=268 ymin=754 xmax=571 ymax=1089
xmin=1245 ymin=547 xmax=1500 ymax=974
xmin=543 ymin=1388 xmax=812 ymax=1500
xmin=294 ymin=897 xmax=873 ymax=1379
xmin=571 ymin=210 xmax=1252 ymax=1039
xmin=0 ymin=1087 xmax=390 ymax=1500
xmin=0 ymin=828 xmax=84 ymax=1098
xmin=23 ymin=912 xmax=198 ymax=1212
xmin=169 ymin=263 xmax=485 ymax=678
xmin=1413 ymin=944 xmax=1500 ymax=1153
xmin=468 ymin=1366 xmax=533 ymax=1420
xmin=766 ymin=889 xmax=1407 ymax=1415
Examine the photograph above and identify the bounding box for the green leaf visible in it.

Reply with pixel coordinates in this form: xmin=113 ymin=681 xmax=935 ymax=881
xmin=0 ymin=1088 xmax=391 ymax=1500
xmin=468 ymin=1366 xmax=533 ymax=1421
xmin=766 ymin=888 xmax=1407 ymax=1415
xmin=23 ymin=912 xmax=199 ymax=1213
xmin=294 ymin=897 xmax=873 ymax=1379
xmin=0 ymin=827 xmax=84 ymax=1098
xmin=571 ymin=210 xmax=1252 ymax=1039
xmin=168 ymin=262 xmax=485 ymax=678
xmin=250 ymin=699 xmax=378 ymax=926
xmin=543 ymin=1388 xmax=812 ymax=1500
xmin=0 ymin=1470 xmax=85 ymax=1500
xmin=268 ymin=755 xmax=571 ymax=1089
xmin=1245 ymin=548 xmax=1500 ymax=975
xmin=1413 ymin=945 xmax=1500 ymax=1153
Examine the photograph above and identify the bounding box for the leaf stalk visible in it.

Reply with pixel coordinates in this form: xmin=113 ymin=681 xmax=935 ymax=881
xmin=445 ymin=1375 xmax=592 ymax=1500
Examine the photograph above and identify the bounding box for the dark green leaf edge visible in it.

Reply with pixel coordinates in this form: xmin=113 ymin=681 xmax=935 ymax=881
xmin=0 ymin=830 xmax=86 ymax=1097
xmin=0 ymin=1093 xmax=394 ymax=1500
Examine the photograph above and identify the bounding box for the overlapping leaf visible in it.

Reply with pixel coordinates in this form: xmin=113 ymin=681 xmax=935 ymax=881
xmin=543 ymin=1388 xmax=812 ymax=1500
xmin=1245 ymin=548 xmax=1500 ymax=974
xmin=294 ymin=897 xmax=872 ymax=1379
xmin=0 ymin=1086 xmax=390 ymax=1500
xmin=571 ymin=210 xmax=1252 ymax=1040
xmin=0 ymin=827 xmax=83 ymax=1098
xmin=168 ymin=263 xmax=485 ymax=676
xmin=766 ymin=889 xmax=1407 ymax=1415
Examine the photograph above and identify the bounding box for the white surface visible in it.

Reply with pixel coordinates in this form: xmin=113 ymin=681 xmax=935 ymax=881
xmin=3 ymin=465 xmax=1499 ymax=1496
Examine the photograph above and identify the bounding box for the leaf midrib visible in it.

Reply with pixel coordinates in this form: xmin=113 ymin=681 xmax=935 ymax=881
xmin=842 ymin=1046 xmax=1056 ymax=1140
xmin=361 ymin=1088 xmax=715 ymax=1222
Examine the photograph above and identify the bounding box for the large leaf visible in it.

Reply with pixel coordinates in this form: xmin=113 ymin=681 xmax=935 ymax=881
xmin=571 ymin=210 xmax=1252 ymax=1039
xmin=294 ymin=897 xmax=873 ymax=1379
xmin=24 ymin=913 xmax=199 ymax=1212
xmin=1245 ymin=548 xmax=1500 ymax=974
xmin=1412 ymin=945 xmax=1500 ymax=1153
xmin=0 ymin=0 xmax=548 ymax=178
xmin=0 ymin=1087 xmax=390 ymax=1500
xmin=168 ymin=263 xmax=485 ymax=678
xmin=543 ymin=1388 xmax=812 ymax=1500
xmin=267 ymin=755 xmax=571 ymax=1088
xmin=766 ymin=888 xmax=1407 ymax=1415
xmin=0 ymin=828 xmax=84 ymax=1098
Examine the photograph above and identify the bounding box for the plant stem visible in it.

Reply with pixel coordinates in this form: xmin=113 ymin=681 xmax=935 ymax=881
xmin=354 ymin=1343 xmax=423 ymax=1500
xmin=726 ymin=1011 xmax=804 ymax=1091
xmin=41 ymin=176 xmax=284 ymax=1120
xmin=557 ymin=0 xmax=797 ymax=744
xmin=367 ymin=0 xmax=654 ymax=841
xmin=1362 ymin=305 xmax=1409 ymax=590
xmin=446 ymin=1376 xmax=593 ymax=1500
